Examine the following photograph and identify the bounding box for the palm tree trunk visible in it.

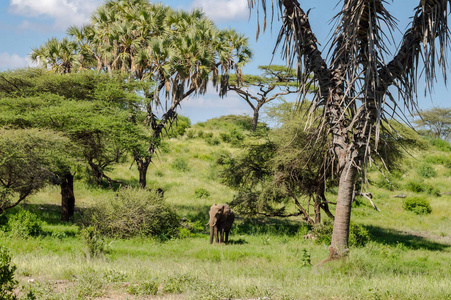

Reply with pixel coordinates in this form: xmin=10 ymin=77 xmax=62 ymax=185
xmin=327 ymin=160 xmax=357 ymax=260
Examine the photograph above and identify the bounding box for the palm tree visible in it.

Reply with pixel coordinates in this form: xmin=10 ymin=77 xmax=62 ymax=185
xmin=30 ymin=37 xmax=79 ymax=73
xmin=248 ymin=0 xmax=451 ymax=260
xmin=31 ymin=0 xmax=252 ymax=189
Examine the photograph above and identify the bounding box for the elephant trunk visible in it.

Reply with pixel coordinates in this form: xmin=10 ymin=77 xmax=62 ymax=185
xmin=209 ymin=225 xmax=214 ymax=244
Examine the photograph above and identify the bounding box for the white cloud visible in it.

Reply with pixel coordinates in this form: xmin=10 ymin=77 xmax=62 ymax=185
xmin=9 ymin=0 xmax=102 ymax=30
xmin=0 ymin=52 xmax=35 ymax=70
xmin=190 ymin=0 xmax=248 ymax=22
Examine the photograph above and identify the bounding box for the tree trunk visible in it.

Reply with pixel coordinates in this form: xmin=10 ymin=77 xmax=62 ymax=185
xmin=134 ymin=153 xmax=151 ymax=189
xmin=60 ymin=172 xmax=75 ymax=222
xmin=251 ymin=103 xmax=264 ymax=131
xmin=328 ymin=161 xmax=357 ymax=260
xmin=252 ymin=108 xmax=259 ymax=131
xmin=314 ymin=197 xmax=321 ymax=224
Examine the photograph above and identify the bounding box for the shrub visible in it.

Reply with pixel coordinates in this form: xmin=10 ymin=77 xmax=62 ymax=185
xmin=194 ymin=188 xmax=210 ymax=199
xmin=0 ymin=247 xmax=18 ymax=300
xmin=424 ymin=154 xmax=451 ymax=168
xmin=166 ymin=116 xmax=191 ymax=138
xmin=81 ymin=188 xmax=179 ymax=239
xmin=170 ymin=157 xmax=190 ymax=172
xmin=405 ymin=180 xmax=440 ymax=195
xmin=417 ymin=164 xmax=436 ymax=178
xmin=312 ymin=219 xmax=370 ymax=247
xmin=206 ymin=137 xmax=221 ymax=146
xmin=403 ymin=196 xmax=432 ymax=215
xmin=80 ymin=226 xmax=109 ymax=259
xmin=219 ymin=132 xmax=231 ymax=143
xmin=186 ymin=129 xmax=195 ymax=139
xmin=7 ymin=210 xmax=42 ymax=238
xmin=430 ymin=138 xmax=451 ymax=152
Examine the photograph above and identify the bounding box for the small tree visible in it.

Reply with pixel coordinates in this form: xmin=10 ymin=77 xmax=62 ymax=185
xmin=0 ymin=128 xmax=70 ymax=214
xmin=228 ymin=65 xmax=299 ymax=131
xmin=413 ymin=107 xmax=451 ymax=140
xmin=222 ymin=102 xmax=335 ymax=224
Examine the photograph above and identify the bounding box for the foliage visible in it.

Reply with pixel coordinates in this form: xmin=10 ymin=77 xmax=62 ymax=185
xmin=194 ymin=188 xmax=210 ymax=199
xmin=430 ymin=138 xmax=451 ymax=152
xmin=0 ymin=247 xmax=17 ymax=300
xmin=227 ymin=65 xmax=300 ymax=131
xmin=80 ymin=226 xmax=109 ymax=259
xmin=403 ymin=197 xmax=432 ymax=215
xmin=170 ymin=158 xmax=190 ymax=172
xmin=0 ymin=128 xmax=71 ymax=212
xmin=405 ymin=180 xmax=440 ymax=196
xmin=166 ymin=116 xmax=191 ymax=138
xmin=7 ymin=210 xmax=43 ymax=238
xmin=30 ymin=1 xmax=252 ymax=188
xmin=0 ymin=70 xmax=146 ymax=188
xmin=81 ymin=188 xmax=179 ymax=239
xmin=417 ymin=164 xmax=436 ymax=178
xmin=413 ymin=107 xmax=451 ymax=140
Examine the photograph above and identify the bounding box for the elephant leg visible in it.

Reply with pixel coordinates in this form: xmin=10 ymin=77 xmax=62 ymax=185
xmin=214 ymin=226 xmax=219 ymax=243
xmin=220 ymin=228 xmax=225 ymax=244
xmin=225 ymin=231 xmax=229 ymax=243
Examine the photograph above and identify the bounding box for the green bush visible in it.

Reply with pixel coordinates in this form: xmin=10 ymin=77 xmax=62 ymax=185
xmin=81 ymin=188 xmax=179 ymax=239
xmin=430 ymin=138 xmax=451 ymax=152
xmin=219 ymin=132 xmax=231 ymax=143
xmin=424 ymin=154 xmax=451 ymax=168
xmin=7 ymin=210 xmax=43 ymax=238
xmin=312 ymin=220 xmax=370 ymax=247
xmin=403 ymin=196 xmax=432 ymax=215
xmin=206 ymin=136 xmax=221 ymax=146
xmin=405 ymin=180 xmax=440 ymax=195
xmin=0 ymin=247 xmax=18 ymax=300
xmin=417 ymin=164 xmax=436 ymax=178
xmin=166 ymin=116 xmax=191 ymax=138
xmin=80 ymin=226 xmax=109 ymax=259
xmin=170 ymin=157 xmax=190 ymax=172
xmin=194 ymin=188 xmax=210 ymax=199
xmin=185 ymin=129 xmax=195 ymax=139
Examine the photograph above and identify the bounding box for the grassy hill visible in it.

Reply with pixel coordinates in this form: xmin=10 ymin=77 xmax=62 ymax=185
xmin=1 ymin=115 xmax=450 ymax=299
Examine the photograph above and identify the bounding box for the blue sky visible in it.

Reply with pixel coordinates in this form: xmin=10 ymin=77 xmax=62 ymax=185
xmin=0 ymin=0 xmax=449 ymax=123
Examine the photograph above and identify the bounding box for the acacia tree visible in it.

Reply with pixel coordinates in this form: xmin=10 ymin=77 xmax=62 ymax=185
xmin=0 ymin=129 xmax=71 ymax=215
xmin=228 ymin=65 xmax=299 ymax=131
xmin=249 ymin=0 xmax=451 ymax=260
xmin=0 ymin=69 xmax=145 ymax=220
xmin=413 ymin=107 xmax=451 ymax=140
xmin=221 ymin=101 xmax=335 ymax=224
xmin=32 ymin=0 xmax=252 ymax=188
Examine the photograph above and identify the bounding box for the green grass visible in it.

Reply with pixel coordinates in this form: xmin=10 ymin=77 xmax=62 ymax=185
xmin=2 ymin=118 xmax=451 ymax=299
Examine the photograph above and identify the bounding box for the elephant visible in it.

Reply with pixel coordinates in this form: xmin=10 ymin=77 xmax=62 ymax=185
xmin=209 ymin=204 xmax=235 ymax=244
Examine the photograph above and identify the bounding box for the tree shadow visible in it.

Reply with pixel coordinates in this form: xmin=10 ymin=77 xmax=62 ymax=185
xmin=366 ymin=225 xmax=450 ymax=251
xmin=227 ymin=238 xmax=248 ymax=245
